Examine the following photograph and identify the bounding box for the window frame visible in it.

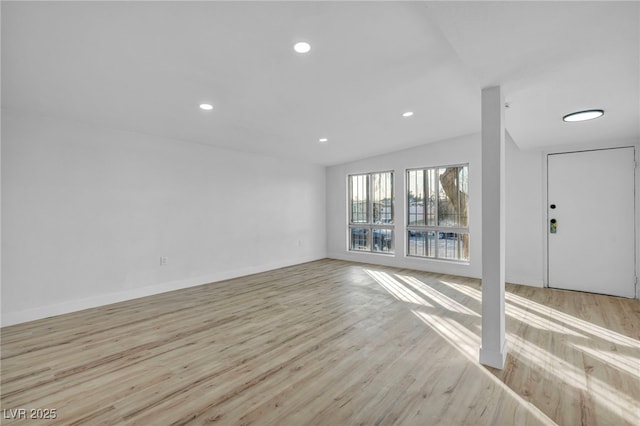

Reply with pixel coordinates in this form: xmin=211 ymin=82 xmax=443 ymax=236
xmin=406 ymin=164 xmax=469 ymax=262
xmin=348 ymin=171 xmax=395 ymax=254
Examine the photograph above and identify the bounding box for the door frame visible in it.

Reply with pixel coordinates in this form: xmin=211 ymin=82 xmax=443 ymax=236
xmin=543 ymin=144 xmax=638 ymax=299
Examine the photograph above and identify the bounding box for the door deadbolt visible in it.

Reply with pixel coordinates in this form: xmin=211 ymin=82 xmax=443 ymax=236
xmin=550 ymin=204 xmax=556 ymax=209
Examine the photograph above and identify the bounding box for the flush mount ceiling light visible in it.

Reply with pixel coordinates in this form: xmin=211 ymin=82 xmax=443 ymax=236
xmin=402 ymin=111 xmax=414 ymax=117
xmin=562 ymin=109 xmax=604 ymax=122
xmin=199 ymin=103 xmax=213 ymax=111
xmin=293 ymin=42 xmax=311 ymax=54
xmin=318 ymin=138 xmax=328 ymax=143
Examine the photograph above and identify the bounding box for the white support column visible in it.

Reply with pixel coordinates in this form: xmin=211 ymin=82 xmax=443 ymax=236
xmin=479 ymin=86 xmax=507 ymax=369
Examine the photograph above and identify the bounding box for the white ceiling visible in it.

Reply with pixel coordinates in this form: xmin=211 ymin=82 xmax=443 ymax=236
xmin=2 ymin=1 xmax=638 ymax=165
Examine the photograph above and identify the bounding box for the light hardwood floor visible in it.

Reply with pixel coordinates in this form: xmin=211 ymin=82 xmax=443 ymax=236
xmin=1 ymin=259 xmax=639 ymax=425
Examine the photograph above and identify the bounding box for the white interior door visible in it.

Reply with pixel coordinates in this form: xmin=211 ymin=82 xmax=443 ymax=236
xmin=548 ymin=147 xmax=636 ymax=298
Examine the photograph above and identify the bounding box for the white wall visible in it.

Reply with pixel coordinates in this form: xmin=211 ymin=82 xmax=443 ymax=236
xmin=327 ymin=132 xmax=552 ymax=286
xmin=505 ymin=133 xmax=544 ymax=286
xmin=541 ymin=138 xmax=640 ymax=299
xmin=1 ymin=110 xmax=327 ymax=325
xmin=505 ymin=136 xmax=640 ymax=292
xmin=327 ymin=133 xmax=483 ymax=278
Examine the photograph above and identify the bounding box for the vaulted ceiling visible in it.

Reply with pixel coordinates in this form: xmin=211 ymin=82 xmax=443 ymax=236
xmin=2 ymin=1 xmax=638 ymax=165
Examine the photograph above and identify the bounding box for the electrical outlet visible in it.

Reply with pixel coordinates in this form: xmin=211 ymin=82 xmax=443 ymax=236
xmin=160 ymin=256 xmax=168 ymax=266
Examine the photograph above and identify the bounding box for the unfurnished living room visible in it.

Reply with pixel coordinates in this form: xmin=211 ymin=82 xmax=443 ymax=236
xmin=1 ymin=1 xmax=639 ymax=425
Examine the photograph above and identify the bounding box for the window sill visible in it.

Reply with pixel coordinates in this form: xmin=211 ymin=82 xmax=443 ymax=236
xmin=348 ymin=250 xmax=396 ymax=256
xmin=405 ymin=255 xmax=470 ymax=265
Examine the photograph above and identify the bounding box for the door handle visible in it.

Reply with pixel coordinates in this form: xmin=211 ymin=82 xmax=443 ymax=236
xmin=550 ymin=218 xmax=557 ymax=234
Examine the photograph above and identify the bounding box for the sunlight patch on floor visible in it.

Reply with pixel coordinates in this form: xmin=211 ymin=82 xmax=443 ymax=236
xmin=395 ymin=274 xmax=479 ymax=317
xmin=439 ymin=280 xmax=590 ymax=337
xmin=570 ymin=343 xmax=640 ymax=379
xmin=506 ymin=292 xmax=640 ymax=350
xmin=410 ymin=309 xmax=554 ymax=425
xmin=509 ymin=334 xmax=639 ymax=424
xmin=364 ymin=270 xmax=433 ymax=307
xmin=365 ymin=268 xmax=555 ymax=425
xmin=366 ymin=268 xmax=639 ymax=426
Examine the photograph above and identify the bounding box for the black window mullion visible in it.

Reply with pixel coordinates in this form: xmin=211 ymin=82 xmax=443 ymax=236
xmin=368 ymin=174 xmax=372 ymax=250
xmin=349 ymin=171 xmax=394 ymax=254
xmin=388 ymin=172 xmax=394 ymax=225
xmin=423 ymin=169 xmax=427 ymax=226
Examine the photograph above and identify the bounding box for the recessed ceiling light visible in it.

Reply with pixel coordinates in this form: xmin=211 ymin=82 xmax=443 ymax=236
xmin=199 ymin=103 xmax=213 ymax=111
xmin=294 ymin=42 xmax=311 ymax=54
xmin=563 ymin=109 xmax=604 ymax=122
xmin=319 ymin=138 xmax=328 ymax=143
xmin=402 ymin=111 xmax=414 ymax=117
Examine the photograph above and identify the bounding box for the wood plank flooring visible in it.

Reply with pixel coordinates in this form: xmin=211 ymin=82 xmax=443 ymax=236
xmin=1 ymin=259 xmax=638 ymax=425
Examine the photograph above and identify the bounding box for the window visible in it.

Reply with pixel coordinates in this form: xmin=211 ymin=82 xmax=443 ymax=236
xmin=349 ymin=171 xmax=394 ymax=253
xmin=407 ymin=165 xmax=469 ymax=261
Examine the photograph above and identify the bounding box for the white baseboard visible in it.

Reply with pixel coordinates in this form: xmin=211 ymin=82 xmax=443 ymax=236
xmin=1 ymin=255 xmax=324 ymax=327
xmin=479 ymin=341 xmax=508 ymax=369
xmin=327 ymin=251 xmax=480 ymax=279
xmin=329 ymin=251 xmax=545 ymax=288
xmin=505 ymin=274 xmax=544 ymax=288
